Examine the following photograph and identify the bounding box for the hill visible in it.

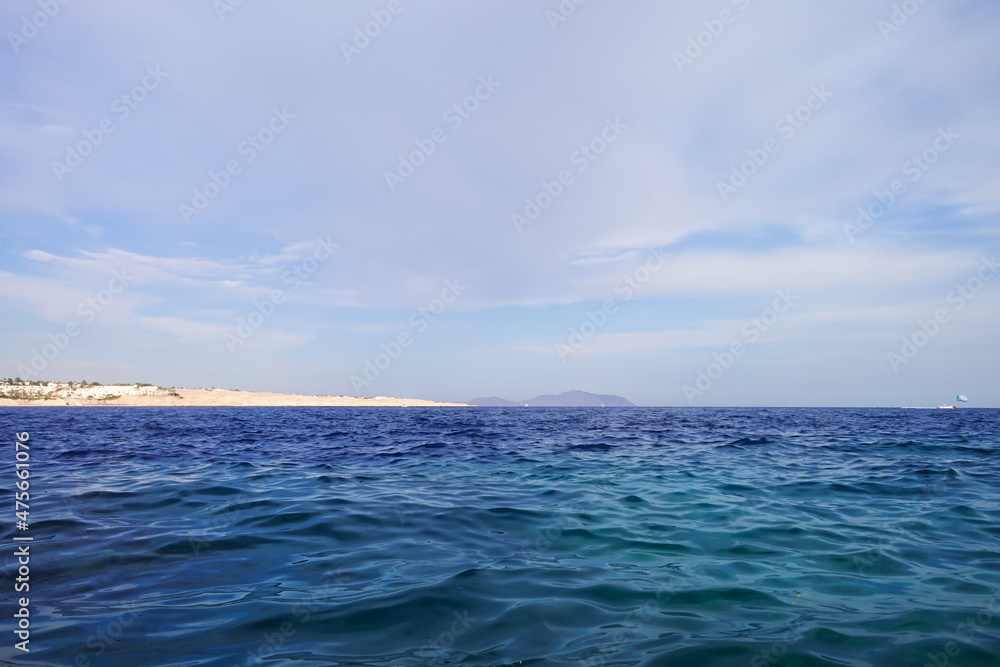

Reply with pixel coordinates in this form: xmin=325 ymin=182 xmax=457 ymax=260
xmin=468 ymin=396 xmax=521 ymax=406
xmin=469 ymin=390 xmax=634 ymax=407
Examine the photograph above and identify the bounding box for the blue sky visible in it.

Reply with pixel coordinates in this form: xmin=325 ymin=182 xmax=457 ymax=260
xmin=1 ymin=0 xmax=997 ymax=406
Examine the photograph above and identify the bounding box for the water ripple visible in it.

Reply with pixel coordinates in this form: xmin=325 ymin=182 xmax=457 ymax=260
xmin=1 ymin=407 xmax=998 ymax=666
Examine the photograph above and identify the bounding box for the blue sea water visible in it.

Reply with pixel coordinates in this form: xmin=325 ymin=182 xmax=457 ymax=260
xmin=1 ymin=407 xmax=999 ymax=667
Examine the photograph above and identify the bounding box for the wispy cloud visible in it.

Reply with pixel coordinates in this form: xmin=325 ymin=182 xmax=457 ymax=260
xmin=1 ymin=0 xmax=996 ymax=404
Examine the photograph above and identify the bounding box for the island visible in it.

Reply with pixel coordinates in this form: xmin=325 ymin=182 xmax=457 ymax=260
xmin=469 ymin=390 xmax=635 ymax=407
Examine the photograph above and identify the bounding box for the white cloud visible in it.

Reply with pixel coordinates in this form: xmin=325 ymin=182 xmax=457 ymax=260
xmin=1 ymin=0 xmax=997 ymax=403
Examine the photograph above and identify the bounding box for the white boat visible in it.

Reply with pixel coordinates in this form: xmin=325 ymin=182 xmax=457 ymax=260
xmin=937 ymin=405 xmax=956 ymax=409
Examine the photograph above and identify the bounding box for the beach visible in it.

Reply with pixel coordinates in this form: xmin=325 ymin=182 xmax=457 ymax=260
xmin=0 ymin=387 xmax=468 ymax=407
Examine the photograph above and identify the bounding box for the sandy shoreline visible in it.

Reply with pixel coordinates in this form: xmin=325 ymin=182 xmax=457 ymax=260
xmin=0 ymin=388 xmax=468 ymax=407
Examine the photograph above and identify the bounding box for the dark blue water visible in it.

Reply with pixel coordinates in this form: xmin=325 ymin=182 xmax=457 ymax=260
xmin=2 ymin=407 xmax=999 ymax=667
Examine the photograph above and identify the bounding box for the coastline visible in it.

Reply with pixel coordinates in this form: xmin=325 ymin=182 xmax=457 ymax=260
xmin=0 ymin=387 xmax=468 ymax=407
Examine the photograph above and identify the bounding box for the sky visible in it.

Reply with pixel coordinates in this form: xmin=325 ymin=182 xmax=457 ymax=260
xmin=1 ymin=0 xmax=998 ymax=407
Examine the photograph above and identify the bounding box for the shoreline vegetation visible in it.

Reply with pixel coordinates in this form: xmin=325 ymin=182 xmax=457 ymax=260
xmin=0 ymin=380 xmax=467 ymax=407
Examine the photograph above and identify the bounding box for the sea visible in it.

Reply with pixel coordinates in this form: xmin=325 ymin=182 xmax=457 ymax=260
xmin=1 ymin=407 xmax=999 ymax=667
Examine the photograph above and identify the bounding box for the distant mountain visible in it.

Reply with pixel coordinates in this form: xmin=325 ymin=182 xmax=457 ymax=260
xmin=469 ymin=390 xmax=634 ymax=407
xmin=469 ymin=396 xmax=521 ymax=407
xmin=525 ymin=390 xmax=635 ymax=407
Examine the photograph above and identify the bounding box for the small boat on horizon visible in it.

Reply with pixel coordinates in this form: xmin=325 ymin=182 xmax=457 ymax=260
xmin=938 ymin=394 xmax=969 ymax=409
